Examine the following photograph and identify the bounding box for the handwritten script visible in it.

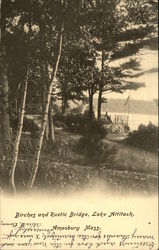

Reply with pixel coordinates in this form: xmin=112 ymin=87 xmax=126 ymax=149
xmin=0 ymin=210 xmax=155 ymax=249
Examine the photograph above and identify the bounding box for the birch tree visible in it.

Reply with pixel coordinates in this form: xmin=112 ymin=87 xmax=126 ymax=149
xmin=9 ymin=67 xmax=30 ymax=193
xmin=27 ymin=0 xmax=93 ymax=189
xmin=27 ymin=23 xmax=64 ymax=189
xmin=9 ymin=0 xmax=32 ymax=193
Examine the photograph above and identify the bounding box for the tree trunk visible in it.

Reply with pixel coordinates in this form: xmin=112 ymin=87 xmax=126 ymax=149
xmin=0 ymin=67 xmax=11 ymax=146
xmin=17 ymin=91 xmax=21 ymax=122
xmin=97 ymin=49 xmax=104 ymax=121
xmin=27 ymin=24 xmax=64 ymax=189
xmin=9 ymin=68 xmax=29 ymax=193
xmin=62 ymin=98 xmax=67 ymax=115
xmin=48 ymin=106 xmax=54 ymax=142
xmin=40 ymin=18 xmax=49 ymax=141
xmin=9 ymin=0 xmax=32 ymax=193
xmin=97 ymin=87 xmax=102 ymax=121
xmin=41 ymin=82 xmax=49 ymax=141
xmin=0 ymin=1 xmax=11 ymax=146
xmin=88 ymin=91 xmax=94 ymax=120
xmin=45 ymin=119 xmax=49 ymax=141
xmin=15 ymin=97 xmax=18 ymax=115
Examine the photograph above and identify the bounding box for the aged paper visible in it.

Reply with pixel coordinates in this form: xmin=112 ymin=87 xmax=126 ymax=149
xmin=0 ymin=191 xmax=158 ymax=250
xmin=0 ymin=0 xmax=158 ymax=250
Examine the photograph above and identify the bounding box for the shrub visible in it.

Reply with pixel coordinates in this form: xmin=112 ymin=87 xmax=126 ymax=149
xmin=124 ymin=122 xmax=158 ymax=153
xmin=0 ymin=144 xmax=12 ymax=189
xmin=83 ymin=119 xmax=108 ymax=139
xmin=54 ymin=113 xmax=86 ymax=132
xmin=54 ymin=112 xmax=109 ymax=137
xmin=10 ymin=114 xmax=40 ymax=135
xmin=69 ymin=105 xmax=83 ymax=115
xmin=77 ymin=135 xmax=118 ymax=164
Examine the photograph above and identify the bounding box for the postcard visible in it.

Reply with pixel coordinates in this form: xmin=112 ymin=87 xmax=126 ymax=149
xmin=0 ymin=0 xmax=158 ymax=249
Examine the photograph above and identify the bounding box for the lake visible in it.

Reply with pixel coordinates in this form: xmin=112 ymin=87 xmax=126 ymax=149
xmin=107 ymin=112 xmax=158 ymax=131
xmin=26 ymin=112 xmax=158 ymax=132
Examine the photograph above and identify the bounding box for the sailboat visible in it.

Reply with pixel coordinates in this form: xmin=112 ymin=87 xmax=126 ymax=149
xmin=124 ymin=94 xmax=131 ymax=126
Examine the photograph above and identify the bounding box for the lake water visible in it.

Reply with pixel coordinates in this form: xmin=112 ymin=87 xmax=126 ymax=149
xmin=107 ymin=112 xmax=158 ymax=131
xmin=26 ymin=112 xmax=158 ymax=132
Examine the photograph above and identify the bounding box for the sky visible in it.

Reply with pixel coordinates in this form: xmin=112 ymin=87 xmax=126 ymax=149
xmin=98 ymin=49 xmax=158 ymax=101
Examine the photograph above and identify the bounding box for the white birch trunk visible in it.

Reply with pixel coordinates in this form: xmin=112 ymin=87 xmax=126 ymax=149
xmin=27 ymin=24 xmax=63 ymax=189
xmin=9 ymin=68 xmax=29 ymax=193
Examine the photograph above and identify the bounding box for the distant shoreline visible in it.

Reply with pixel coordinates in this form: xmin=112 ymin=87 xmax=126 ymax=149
xmin=93 ymin=98 xmax=158 ymax=116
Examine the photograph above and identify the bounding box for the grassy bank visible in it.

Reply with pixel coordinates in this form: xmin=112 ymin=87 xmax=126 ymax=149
xmin=0 ymin=128 xmax=158 ymax=195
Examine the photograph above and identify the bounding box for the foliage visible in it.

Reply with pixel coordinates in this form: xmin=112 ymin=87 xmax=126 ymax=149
xmin=54 ymin=113 xmax=87 ymax=133
xmin=54 ymin=111 xmax=109 ymax=137
xmin=2 ymin=0 xmax=157 ymax=125
xmin=10 ymin=115 xmax=40 ymax=135
xmin=0 ymin=0 xmax=158 ymax=191
xmin=56 ymin=42 xmax=97 ymax=111
xmin=83 ymin=119 xmax=108 ymax=139
xmin=124 ymin=123 xmax=158 ymax=153
xmin=69 ymin=105 xmax=83 ymax=115
xmin=74 ymin=117 xmax=116 ymax=164
xmin=77 ymin=136 xmax=118 ymax=164
xmin=0 ymin=130 xmax=157 ymax=194
xmin=0 ymin=143 xmax=12 ymax=189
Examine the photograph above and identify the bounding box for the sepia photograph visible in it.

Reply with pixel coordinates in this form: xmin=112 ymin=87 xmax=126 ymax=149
xmin=0 ymin=0 xmax=158 ymax=249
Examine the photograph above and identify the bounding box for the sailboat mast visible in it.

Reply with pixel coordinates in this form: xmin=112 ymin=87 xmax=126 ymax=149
xmin=127 ymin=96 xmax=130 ymax=125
